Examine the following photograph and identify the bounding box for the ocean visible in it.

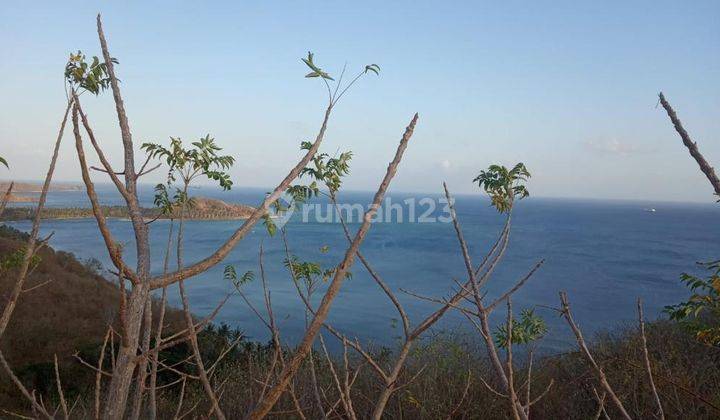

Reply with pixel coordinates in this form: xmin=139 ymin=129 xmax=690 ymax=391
xmin=5 ymin=184 xmax=719 ymax=352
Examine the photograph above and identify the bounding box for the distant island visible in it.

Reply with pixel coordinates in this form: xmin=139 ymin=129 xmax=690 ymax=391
xmin=5 ymin=194 xmax=38 ymax=203
xmin=0 ymin=182 xmax=82 ymax=193
xmin=1 ymin=181 xmax=82 ymax=203
xmin=0 ymin=197 xmax=256 ymax=221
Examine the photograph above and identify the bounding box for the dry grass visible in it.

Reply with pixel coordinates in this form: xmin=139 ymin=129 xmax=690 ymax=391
xmin=0 ymin=226 xmax=186 ymax=411
xmin=1 ymin=225 xmax=719 ymax=418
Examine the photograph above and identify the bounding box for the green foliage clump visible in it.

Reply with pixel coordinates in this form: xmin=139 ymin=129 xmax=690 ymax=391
xmin=474 ymin=163 xmax=530 ymax=213
xmin=301 ymin=144 xmax=353 ymax=195
xmin=302 ymin=52 xmax=334 ymax=80
xmin=494 ymin=308 xmax=547 ymax=349
xmin=64 ymin=51 xmax=116 ymax=95
xmin=143 ymin=135 xmax=235 ymax=191
xmin=0 ymin=247 xmax=40 ymax=273
xmin=257 ymin=52 xmax=377 ymax=237
xmin=665 ymin=260 xmax=720 ymax=346
xmin=284 ymin=253 xmax=350 ymax=291
xmin=224 ymin=265 xmax=254 ymax=289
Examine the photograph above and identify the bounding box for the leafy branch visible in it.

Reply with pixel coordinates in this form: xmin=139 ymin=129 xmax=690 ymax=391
xmin=494 ymin=308 xmax=547 ymax=349
xmin=664 ymin=260 xmax=720 ymax=346
xmin=474 ymin=163 xmax=531 ymax=213
xmin=64 ymin=51 xmax=117 ymax=95
xmin=301 ymin=51 xmax=380 ymax=106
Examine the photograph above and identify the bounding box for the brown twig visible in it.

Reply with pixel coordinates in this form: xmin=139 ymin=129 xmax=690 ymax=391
xmin=447 ymin=369 xmax=472 ymax=419
xmin=0 ymin=181 xmax=14 ymax=216
xmin=95 ymin=16 xmax=154 ymax=418
xmin=505 ymin=299 xmax=522 ymax=420
xmin=52 ymin=355 xmax=69 ymax=420
xmin=96 ymin=328 xmax=111 ymax=419
xmin=248 ymin=113 xmax=418 ymax=419
xmin=149 ymin=104 xmax=338 ymax=289
xmin=637 ymin=298 xmax=665 ymax=419
xmin=71 ymin=103 xmax=139 ymax=284
xmin=592 ymin=388 xmax=610 ymax=420
xmin=0 ymin=350 xmax=52 ymax=419
xmin=319 ymin=334 xmax=356 ymax=420
xmin=559 ymin=292 xmax=632 ymax=420
xmin=658 ymin=92 xmax=720 ymax=197
xmin=443 ymin=182 xmax=528 ymax=420
xmin=0 ymin=99 xmax=72 ymax=339
xmin=175 ymin=182 xmax=226 ymax=420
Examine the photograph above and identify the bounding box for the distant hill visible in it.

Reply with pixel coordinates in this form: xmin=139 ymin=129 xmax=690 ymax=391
xmin=0 ymin=225 xmax=187 ymax=407
xmin=0 ymin=197 xmax=256 ymax=221
xmin=0 ymin=182 xmax=82 ymax=193
xmin=6 ymin=194 xmax=38 ymax=203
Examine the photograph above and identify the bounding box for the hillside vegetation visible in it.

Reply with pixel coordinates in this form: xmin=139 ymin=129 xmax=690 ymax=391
xmin=0 ymin=226 xmax=718 ymax=418
xmin=0 ymin=226 xmax=189 ymax=409
xmin=0 ymin=197 xmax=255 ymax=221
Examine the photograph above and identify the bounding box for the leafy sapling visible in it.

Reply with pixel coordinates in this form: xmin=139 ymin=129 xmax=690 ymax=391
xmin=64 ymin=51 xmax=116 ymax=95
xmin=285 ymin=254 xmax=350 ymax=288
xmin=664 ymin=260 xmax=720 ymax=346
xmin=262 ymin=52 xmax=377 ymax=236
xmin=142 ymin=135 xmax=235 ymax=199
xmin=474 ymin=163 xmax=531 ymax=213
xmin=224 ymin=265 xmax=255 ymax=290
xmin=494 ymin=308 xmax=547 ymax=349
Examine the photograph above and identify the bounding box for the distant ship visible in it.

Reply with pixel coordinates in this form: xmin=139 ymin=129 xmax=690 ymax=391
xmin=644 ymin=208 xmax=656 ymax=213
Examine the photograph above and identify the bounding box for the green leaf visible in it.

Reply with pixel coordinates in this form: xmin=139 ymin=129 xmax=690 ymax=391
xmin=301 ymin=51 xmax=334 ymax=80
xmin=364 ymin=64 xmax=380 ymax=75
xmin=263 ymin=214 xmax=277 ymax=237
xmin=474 ymin=163 xmax=531 ymax=213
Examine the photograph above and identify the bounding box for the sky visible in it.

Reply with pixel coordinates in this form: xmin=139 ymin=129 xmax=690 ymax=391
xmin=1 ymin=1 xmax=718 ymax=202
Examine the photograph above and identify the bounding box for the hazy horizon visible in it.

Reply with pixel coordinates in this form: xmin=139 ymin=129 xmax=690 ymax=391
xmin=5 ymin=179 xmax=720 ymax=206
xmin=2 ymin=1 xmax=719 ymax=203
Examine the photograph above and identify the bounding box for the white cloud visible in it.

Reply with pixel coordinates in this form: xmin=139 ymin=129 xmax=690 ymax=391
xmin=584 ymin=138 xmax=641 ymax=156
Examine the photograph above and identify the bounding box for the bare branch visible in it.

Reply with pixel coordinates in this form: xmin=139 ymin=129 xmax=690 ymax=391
xmin=96 ymin=328 xmax=111 ymax=420
xmin=71 ymin=104 xmax=139 ymax=284
xmin=446 ymin=369 xmax=472 ymax=419
xmin=505 ymin=299 xmax=522 ymax=420
xmin=658 ymin=92 xmax=720 ymax=197
xmin=0 ymin=99 xmax=72 ymax=339
xmin=150 ymin=104 xmax=337 ymax=289
xmin=559 ymin=292 xmax=631 ymax=420
xmin=319 ymin=334 xmax=356 ymax=420
xmin=74 ymin=95 xmax=130 ymax=201
xmin=96 ymin=17 xmax=154 ymax=417
xmin=173 ymin=376 xmax=188 ymax=420
xmin=527 ymin=379 xmax=553 ymax=407
xmin=330 ymin=193 xmax=410 ymax=338
xmin=592 ymin=388 xmax=610 ymax=420
xmin=53 ymin=354 xmax=69 ymax=420
xmin=22 ymin=279 xmax=53 ymax=294
xmin=248 ymin=113 xmax=419 ymax=419
xmin=174 ymin=183 xmax=226 ymax=420
xmin=637 ymin=298 xmax=665 ymax=420
xmin=0 ymin=350 xmax=52 ymax=419
xmin=0 ymin=181 xmax=14 ymax=216
xmin=97 ymin=14 xmax=137 ymax=183
xmin=486 ymin=259 xmax=545 ymax=312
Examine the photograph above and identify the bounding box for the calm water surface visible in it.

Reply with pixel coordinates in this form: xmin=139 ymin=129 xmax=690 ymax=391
xmin=6 ymin=184 xmax=719 ymax=352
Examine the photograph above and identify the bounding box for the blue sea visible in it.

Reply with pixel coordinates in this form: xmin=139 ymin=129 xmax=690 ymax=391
xmin=5 ymin=184 xmax=720 ymax=352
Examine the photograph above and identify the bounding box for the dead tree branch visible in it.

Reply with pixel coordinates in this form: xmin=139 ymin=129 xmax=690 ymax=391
xmin=248 ymin=113 xmax=418 ymax=419
xmin=559 ymin=292 xmax=631 ymax=420
xmin=637 ymin=298 xmax=665 ymax=420
xmin=658 ymin=92 xmax=720 ymax=197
